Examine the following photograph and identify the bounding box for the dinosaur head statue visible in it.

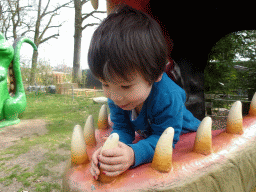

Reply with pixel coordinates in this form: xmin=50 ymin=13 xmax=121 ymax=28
xmin=0 ymin=32 xmax=37 ymax=128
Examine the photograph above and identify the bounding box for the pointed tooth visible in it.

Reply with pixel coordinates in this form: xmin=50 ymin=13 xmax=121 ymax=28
xmin=151 ymin=127 xmax=174 ymax=173
xmin=98 ymin=104 xmax=108 ymax=130
xmin=249 ymin=92 xmax=256 ymax=116
xmin=227 ymin=101 xmax=243 ymax=134
xmin=193 ymin=117 xmax=213 ymax=155
xmin=10 ymin=84 xmax=15 ymax=91
xmin=100 ymin=133 xmax=119 ymax=155
xmin=91 ymin=0 xmax=98 ymax=10
xmin=84 ymin=115 xmax=96 ymax=146
xmin=71 ymin=125 xmax=89 ymax=165
xmin=99 ymin=133 xmax=119 ymax=183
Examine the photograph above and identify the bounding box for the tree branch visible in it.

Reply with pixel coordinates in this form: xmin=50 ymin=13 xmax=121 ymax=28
xmin=0 ymin=4 xmax=2 ymax=16
xmin=82 ymin=10 xmax=106 ymax=21
xmin=82 ymin=23 xmax=99 ymax=30
xmin=82 ymin=0 xmax=90 ymax=5
xmin=41 ymin=1 xmax=72 ymax=18
xmin=90 ymin=14 xmax=102 ymax=22
xmin=21 ymin=29 xmax=35 ymax=36
xmin=40 ymin=34 xmax=59 ymax=44
xmin=47 ymin=25 xmax=62 ymax=30
xmin=16 ymin=1 xmax=21 ymax=27
xmin=39 ymin=12 xmax=56 ymax=41
xmin=41 ymin=0 xmax=51 ymax=19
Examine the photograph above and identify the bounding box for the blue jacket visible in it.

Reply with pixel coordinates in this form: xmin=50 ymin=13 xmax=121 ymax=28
xmin=108 ymin=73 xmax=201 ymax=168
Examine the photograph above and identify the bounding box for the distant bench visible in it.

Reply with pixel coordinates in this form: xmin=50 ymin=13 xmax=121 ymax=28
xmin=67 ymin=88 xmax=103 ymax=97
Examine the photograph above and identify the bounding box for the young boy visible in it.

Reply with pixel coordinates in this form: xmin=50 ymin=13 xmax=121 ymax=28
xmin=88 ymin=5 xmax=201 ymax=180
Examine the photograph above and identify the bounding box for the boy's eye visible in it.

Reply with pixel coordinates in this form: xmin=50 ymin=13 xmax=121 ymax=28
xmin=121 ymin=85 xmax=131 ymax=89
xmin=102 ymin=84 xmax=109 ymax=88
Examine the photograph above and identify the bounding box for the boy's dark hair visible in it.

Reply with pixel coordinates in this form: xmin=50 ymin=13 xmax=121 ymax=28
xmin=88 ymin=5 xmax=168 ymax=84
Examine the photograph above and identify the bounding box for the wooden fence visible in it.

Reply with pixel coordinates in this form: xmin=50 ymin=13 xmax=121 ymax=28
xmin=205 ymin=93 xmax=250 ymax=116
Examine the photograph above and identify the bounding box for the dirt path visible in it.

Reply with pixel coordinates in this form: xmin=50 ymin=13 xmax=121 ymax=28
xmin=0 ymin=119 xmax=48 ymax=149
xmin=0 ymin=119 xmax=70 ymax=191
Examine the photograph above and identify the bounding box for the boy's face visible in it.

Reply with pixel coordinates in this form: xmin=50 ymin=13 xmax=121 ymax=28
xmin=100 ymin=72 xmax=162 ymax=112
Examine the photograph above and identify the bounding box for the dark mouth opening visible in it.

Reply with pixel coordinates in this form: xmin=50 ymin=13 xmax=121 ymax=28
xmin=8 ymin=62 xmax=16 ymax=97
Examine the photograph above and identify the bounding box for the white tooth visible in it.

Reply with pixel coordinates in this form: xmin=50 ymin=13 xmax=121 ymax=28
xmin=98 ymin=104 xmax=108 ymax=130
xmin=249 ymin=92 xmax=256 ymax=116
xmin=151 ymin=127 xmax=174 ymax=172
xmin=10 ymin=84 xmax=15 ymax=91
xmin=71 ymin=125 xmax=89 ymax=165
xmin=100 ymin=133 xmax=119 ymax=155
xmin=193 ymin=116 xmax=213 ymax=155
xmin=84 ymin=115 xmax=96 ymax=146
xmin=227 ymin=101 xmax=243 ymax=134
xmin=91 ymin=0 xmax=98 ymax=10
xmin=99 ymin=133 xmax=119 ymax=183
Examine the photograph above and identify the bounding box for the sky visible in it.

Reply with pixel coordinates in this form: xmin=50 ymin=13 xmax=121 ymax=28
xmin=18 ymin=0 xmax=107 ymax=70
xmin=13 ymin=0 xmax=252 ymax=71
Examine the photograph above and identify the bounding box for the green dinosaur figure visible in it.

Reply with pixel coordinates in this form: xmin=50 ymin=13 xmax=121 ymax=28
xmin=0 ymin=32 xmax=37 ymax=128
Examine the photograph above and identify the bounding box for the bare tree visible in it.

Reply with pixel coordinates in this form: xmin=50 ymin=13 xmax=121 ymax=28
xmin=0 ymin=0 xmax=13 ymax=38
xmin=0 ymin=0 xmax=34 ymax=39
xmin=0 ymin=0 xmax=73 ymax=85
xmin=30 ymin=0 xmax=72 ymax=85
xmin=73 ymin=0 xmax=105 ymax=83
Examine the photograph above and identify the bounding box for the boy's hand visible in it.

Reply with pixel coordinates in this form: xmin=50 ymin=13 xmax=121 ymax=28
xmin=90 ymin=146 xmax=102 ymax=180
xmin=90 ymin=141 xmax=135 ymax=180
xmin=99 ymin=142 xmax=135 ymax=177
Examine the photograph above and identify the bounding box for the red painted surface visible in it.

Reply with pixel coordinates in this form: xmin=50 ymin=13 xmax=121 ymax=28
xmin=107 ymin=0 xmax=151 ymax=13
xmin=64 ymin=116 xmax=256 ymax=191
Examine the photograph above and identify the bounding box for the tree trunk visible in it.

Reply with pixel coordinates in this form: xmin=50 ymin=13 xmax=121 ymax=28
xmin=30 ymin=48 xmax=39 ymax=85
xmin=29 ymin=0 xmax=41 ymax=85
xmin=73 ymin=0 xmax=82 ymax=83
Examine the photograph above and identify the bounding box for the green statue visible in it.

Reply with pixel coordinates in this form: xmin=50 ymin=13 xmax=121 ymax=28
xmin=0 ymin=33 xmax=37 ymax=128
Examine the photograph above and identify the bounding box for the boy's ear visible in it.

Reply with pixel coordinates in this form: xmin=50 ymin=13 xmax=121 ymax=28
xmin=155 ymin=73 xmax=163 ymax=82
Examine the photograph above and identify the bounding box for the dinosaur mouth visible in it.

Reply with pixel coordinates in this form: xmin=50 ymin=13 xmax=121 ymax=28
xmin=8 ymin=63 xmax=16 ymax=96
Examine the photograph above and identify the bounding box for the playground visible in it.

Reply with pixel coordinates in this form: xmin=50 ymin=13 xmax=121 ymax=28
xmin=1 ymin=0 xmax=256 ymax=191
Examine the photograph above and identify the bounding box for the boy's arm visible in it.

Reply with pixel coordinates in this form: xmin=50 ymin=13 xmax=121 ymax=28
xmin=127 ymin=92 xmax=189 ymax=168
xmin=108 ymin=99 xmax=135 ymax=144
xmin=127 ymin=110 xmax=184 ymax=168
xmin=127 ymin=134 xmax=161 ymax=168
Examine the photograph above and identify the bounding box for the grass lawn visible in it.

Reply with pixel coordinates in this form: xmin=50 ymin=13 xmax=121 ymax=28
xmin=23 ymin=91 xmax=106 ymax=135
xmin=0 ymin=91 xmax=106 ymax=191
